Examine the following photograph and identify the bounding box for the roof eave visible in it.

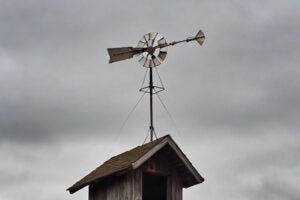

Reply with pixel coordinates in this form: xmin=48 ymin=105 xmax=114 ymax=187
xmin=67 ymin=165 xmax=133 ymax=194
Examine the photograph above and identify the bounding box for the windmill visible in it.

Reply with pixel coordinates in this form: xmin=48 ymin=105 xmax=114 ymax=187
xmin=107 ymin=30 xmax=205 ymax=142
xmin=67 ymin=30 xmax=206 ymax=199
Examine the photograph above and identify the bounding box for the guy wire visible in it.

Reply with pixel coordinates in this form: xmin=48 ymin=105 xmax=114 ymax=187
xmin=154 ymin=67 xmax=165 ymax=88
xmin=107 ymin=92 xmax=146 ymax=157
xmin=140 ymin=68 xmax=149 ymax=89
xmin=155 ymin=91 xmax=182 ymax=139
xmin=153 ymin=128 xmax=158 ymax=140
xmin=142 ymin=128 xmax=150 ymax=144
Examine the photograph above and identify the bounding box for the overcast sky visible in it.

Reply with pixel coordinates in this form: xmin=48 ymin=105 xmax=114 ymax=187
xmin=1 ymin=0 xmax=300 ymax=200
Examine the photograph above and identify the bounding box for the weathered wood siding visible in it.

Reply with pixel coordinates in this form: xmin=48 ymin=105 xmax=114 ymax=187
xmin=111 ymin=175 xmax=130 ymax=199
xmin=89 ymin=170 xmax=143 ymax=200
xmin=89 ymin=151 xmax=183 ymax=200
xmin=142 ymin=153 xmax=183 ymax=200
xmin=133 ymin=168 xmax=143 ymax=200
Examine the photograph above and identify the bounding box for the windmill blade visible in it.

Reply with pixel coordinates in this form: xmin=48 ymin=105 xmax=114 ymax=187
xmin=157 ymin=37 xmax=167 ymax=46
xmin=153 ymin=57 xmax=161 ymax=66
xmin=138 ymin=52 xmax=150 ymax=67
xmin=107 ymin=47 xmax=145 ymax=63
xmin=157 ymin=51 xmax=167 ymax=62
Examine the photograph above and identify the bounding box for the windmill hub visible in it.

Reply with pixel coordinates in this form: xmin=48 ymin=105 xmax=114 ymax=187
xmin=146 ymin=47 xmax=156 ymax=55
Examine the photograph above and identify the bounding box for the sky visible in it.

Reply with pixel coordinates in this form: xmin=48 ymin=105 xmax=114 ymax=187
xmin=0 ymin=0 xmax=300 ymax=199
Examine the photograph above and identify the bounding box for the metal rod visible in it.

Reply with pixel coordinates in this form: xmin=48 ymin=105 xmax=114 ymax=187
xmin=149 ymin=67 xmax=154 ymax=141
xmin=157 ymin=36 xmax=205 ymax=49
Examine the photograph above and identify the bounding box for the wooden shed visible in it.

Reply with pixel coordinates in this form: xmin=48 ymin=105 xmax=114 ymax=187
xmin=67 ymin=135 xmax=204 ymax=200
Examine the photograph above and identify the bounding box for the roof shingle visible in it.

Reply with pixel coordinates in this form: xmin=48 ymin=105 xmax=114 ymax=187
xmin=67 ymin=135 xmax=168 ymax=193
xmin=67 ymin=134 xmax=203 ymax=194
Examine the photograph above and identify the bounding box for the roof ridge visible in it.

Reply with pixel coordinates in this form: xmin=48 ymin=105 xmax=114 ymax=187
xmin=106 ymin=134 xmax=170 ymax=161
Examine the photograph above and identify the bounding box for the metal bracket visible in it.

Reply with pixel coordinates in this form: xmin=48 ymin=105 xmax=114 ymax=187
xmin=139 ymin=86 xmax=165 ymax=94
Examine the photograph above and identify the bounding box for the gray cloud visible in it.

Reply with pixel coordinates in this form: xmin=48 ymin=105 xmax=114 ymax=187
xmin=0 ymin=0 xmax=300 ymax=199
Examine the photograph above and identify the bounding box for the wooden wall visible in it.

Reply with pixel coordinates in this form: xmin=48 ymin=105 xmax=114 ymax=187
xmin=89 ymin=152 xmax=182 ymax=200
xmin=89 ymin=170 xmax=143 ymax=200
xmin=142 ymin=153 xmax=183 ymax=200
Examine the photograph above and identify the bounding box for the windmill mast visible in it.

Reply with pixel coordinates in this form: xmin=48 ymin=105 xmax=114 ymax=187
xmin=149 ymin=67 xmax=154 ymax=141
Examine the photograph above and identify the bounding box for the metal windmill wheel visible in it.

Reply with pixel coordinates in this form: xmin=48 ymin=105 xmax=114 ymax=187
xmin=136 ymin=32 xmax=168 ymax=68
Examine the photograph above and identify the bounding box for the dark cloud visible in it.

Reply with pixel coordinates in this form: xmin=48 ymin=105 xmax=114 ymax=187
xmin=0 ymin=0 xmax=300 ymax=199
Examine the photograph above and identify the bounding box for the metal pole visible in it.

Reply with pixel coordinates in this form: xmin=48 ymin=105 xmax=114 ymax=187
xmin=149 ymin=67 xmax=154 ymax=141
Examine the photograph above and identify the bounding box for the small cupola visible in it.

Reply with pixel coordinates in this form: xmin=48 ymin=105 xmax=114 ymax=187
xmin=67 ymin=135 xmax=204 ymax=200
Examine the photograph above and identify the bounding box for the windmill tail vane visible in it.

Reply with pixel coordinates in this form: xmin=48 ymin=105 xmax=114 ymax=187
xmin=107 ymin=30 xmax=205 ymax=65
xmin=107 ymin=47 xmax=144 ymax=63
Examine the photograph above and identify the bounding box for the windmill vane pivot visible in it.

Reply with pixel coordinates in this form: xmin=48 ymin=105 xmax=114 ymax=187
xmin=146 ymin=47 xmax=156 ymax=54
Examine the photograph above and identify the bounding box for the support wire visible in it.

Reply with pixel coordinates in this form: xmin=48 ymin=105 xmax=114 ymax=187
xmin=153 ymin=128 xmax=158 ymax=140
xmin=142 ymin=128 xmax=150 ymax=144
xmin=154 ymin=67 xmax=165 ymax=88
xmin=155 ymin=91 xmax=182 ymax=139
xmin=140 ymin=68 xmax=149 ymax=89
xmin=106 ymin=92 xmax=146 ymax=158
xmin=119 ymin=92 xmax=146 ymax=131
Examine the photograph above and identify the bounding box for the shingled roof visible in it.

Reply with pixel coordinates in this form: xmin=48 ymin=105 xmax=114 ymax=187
xmin=67 ymin=135 xmax=204 ymax=194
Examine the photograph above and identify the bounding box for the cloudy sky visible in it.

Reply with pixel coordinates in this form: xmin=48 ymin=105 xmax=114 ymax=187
xmin=1 ymin=0 xmax=300 ymax=199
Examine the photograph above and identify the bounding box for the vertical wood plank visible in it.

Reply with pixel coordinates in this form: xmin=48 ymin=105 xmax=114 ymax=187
xmin=133 ymin=168 xmax=142 ymax=200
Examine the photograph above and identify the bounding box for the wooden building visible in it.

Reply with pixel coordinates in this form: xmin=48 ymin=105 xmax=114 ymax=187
xmin=67 ymin=135 xmax=204 ymax=200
